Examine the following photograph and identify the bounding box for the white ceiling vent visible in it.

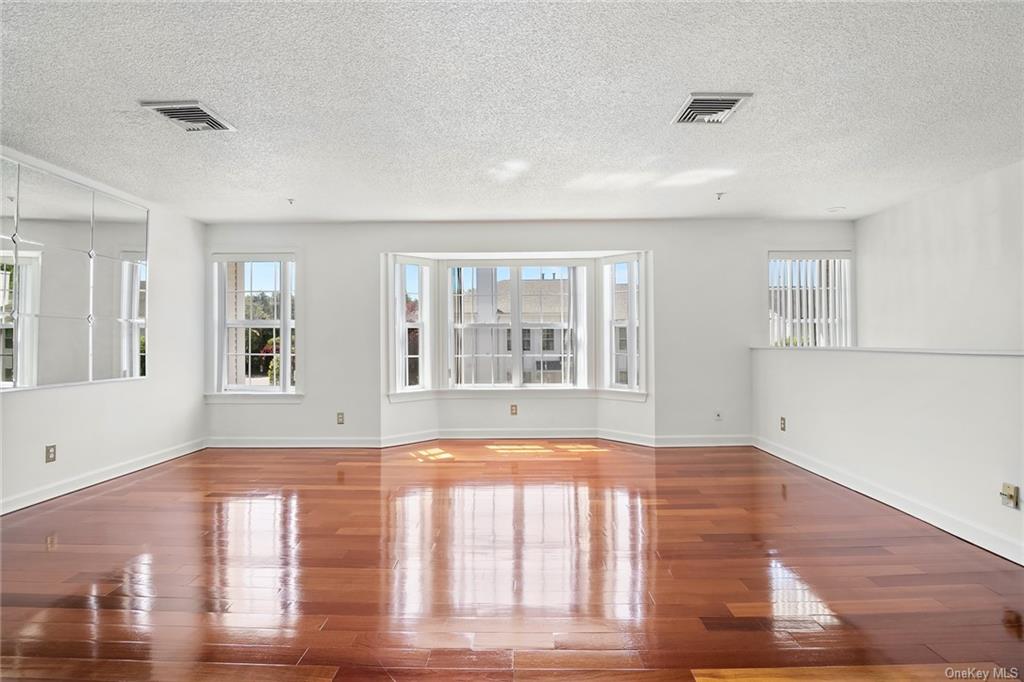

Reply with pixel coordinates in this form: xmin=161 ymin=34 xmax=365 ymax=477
xmin=675 ymin=92 xmax=752 ymax=124
xmin=140 ymin=100 xmax=235 ymax=132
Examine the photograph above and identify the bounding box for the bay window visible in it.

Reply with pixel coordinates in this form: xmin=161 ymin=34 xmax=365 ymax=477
xmin=387 ymin=251 xmax=646 ymax=397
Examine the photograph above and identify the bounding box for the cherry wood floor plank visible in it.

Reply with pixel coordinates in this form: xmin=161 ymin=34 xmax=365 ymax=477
xmin=2 ymin=439 xmax=1021 ymax=681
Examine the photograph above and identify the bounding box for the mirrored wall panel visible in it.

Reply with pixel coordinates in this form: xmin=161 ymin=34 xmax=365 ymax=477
xmin=0 ymin=156 xmax=148 ymax=389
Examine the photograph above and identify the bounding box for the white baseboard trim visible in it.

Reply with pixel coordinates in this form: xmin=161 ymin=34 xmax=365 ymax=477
xmin=654 ymin=434 xmax=753 ymax=448
xmin=2 ymin=438 xmax=206 ymax=515
xmin=753 ymin=436 xmax=1023 ymax=566
xmin=204 ymin=435 xmax=383 ymax=448
xmin=207 ymin=430 xmax=755 ymax=449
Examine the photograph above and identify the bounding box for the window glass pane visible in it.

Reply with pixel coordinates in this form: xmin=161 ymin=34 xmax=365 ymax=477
xmin=768 ymin=256 xmax=851 ymax=348
xmin=407 ymin=357 xmax=420 ymax=386
xmin=0 ymin=254 xmax=13 ymax=316
xmin=407 ymin=327 xmax=420 ymax=357
xmin=290 ymin=265 xmax=296 ymax=320
xmin=404 ymin=264 xmax=420 ymax=295
xmin=614 ymin=354 xmax=628 ymax=385
xmin=615 ymin=325 xmax=627 ymax=352
xmin=405 ymin=294 xmax=420 ymax=323
xmin=1 ymin=326 xmax=13 ymax=383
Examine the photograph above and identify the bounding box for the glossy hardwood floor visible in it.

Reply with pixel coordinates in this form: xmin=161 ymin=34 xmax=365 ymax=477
xmin=1 ymin=440 xmax=1021 ymax=681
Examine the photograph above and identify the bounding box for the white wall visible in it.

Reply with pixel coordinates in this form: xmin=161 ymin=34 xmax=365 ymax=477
xmin=856 ymin=160 xmax=1023 ymax=351
xmin=204 ymin=219 xmax=854 ymax=447
xmin=752 ymin=348 xmax=1023 ymax=564
xmin=0 ymin=152 xmax=207 ymax=512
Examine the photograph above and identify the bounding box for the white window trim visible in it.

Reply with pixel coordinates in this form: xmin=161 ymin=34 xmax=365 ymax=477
xmin=118 ymin=252 xmax=146 ymax=379
xmin=388 ymin=254 xmax=432 ymax=395
xmin=209 ymin=251 xmax=300 ymax=395
xmin=599 ymin=252 xmax=646 ymax=393
xmin=1 ymin=248 xmax=41 ymax=389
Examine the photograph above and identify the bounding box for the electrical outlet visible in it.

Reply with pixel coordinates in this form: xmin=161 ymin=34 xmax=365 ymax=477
xmin=779 ymin=417 xmax=787 ymax=432
xmin=336 ymin=412 xmax=345 ymax=425
xmin=510 ymin=404 xmax=518 ymax=416
xmin=714 ymin=411 xmax=723 ymax=421
xmin=45 ymin=444 xmax=56 ymax=463
xmin=1001 ymin=482 xmax=1020 ymax=509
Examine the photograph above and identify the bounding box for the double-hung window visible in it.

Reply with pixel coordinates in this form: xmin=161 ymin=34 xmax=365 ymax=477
xmin=768 ymin=252 xmax=852 ymax=347
xmin=119 ymin=258 xmax=147 ymax=378
xmin=451 ymin=266 xmax=514 ymax=385
xmin=448 ymin=263 xmax=583 ymax=388
xmin=214 ymin=257 xmax=297 ymax=392
xmin=603 ymin=256 xmax=641 ymax=390
xmin=0 ymin=256 xmax=14 ymax=385
xmin=395 ymin=259 xmax=429 ymax=391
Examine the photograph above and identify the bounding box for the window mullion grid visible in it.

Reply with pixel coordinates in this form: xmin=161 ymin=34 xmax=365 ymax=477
xmin=419 ymin=264 xmax=429 ymax=389
xmin=216 ymin=262 xmax=228 ymax=391
xmin=511 ymin=267 xmax=522 ymax=387
xmin=626 ymin=260 xmax=638 ymax=389
xmin=280 ymin=260 xmax=291 ymax=392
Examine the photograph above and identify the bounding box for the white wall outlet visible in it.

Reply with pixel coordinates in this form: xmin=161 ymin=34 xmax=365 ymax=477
xmin=336 ymin=412 xmax=345 ymax=425
xmin=780 ymin=417 xmax=787 ymax=432
xmin=45 ymin=444 xmax=56 ymax=463
xmin=510 ymin=404 xmax=518 ymax=416
xmin=1001 ymin=483 xmax=1020 ymax=509
xmin=714 ymin=411 xmax=723 ymax=421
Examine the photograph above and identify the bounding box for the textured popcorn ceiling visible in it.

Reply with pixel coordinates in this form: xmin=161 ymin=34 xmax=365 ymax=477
xmin=1 ymin=1 xmax=1022 ymax=223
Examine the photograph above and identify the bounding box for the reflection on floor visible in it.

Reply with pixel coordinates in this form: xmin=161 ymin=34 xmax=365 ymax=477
xmin=1 ymin=439 xmax=1021 ymax=681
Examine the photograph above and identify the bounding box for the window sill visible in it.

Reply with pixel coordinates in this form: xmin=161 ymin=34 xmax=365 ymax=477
xmin=205 ymin=392 xmax=305 ymax=405
xmin=388 ymin=387 xmax=648 ymax=403
xmin=597 ymin=388 xmax=648 ymax=403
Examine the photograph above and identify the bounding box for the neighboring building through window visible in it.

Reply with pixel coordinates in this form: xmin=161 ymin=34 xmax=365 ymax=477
xmin=605 ymin=257 xmax=640 ymax=389
xmin=0 ymin=257 xmax=13 ymax=384
xmin=215 ymin=258 xmax=296 ymax=391
xmin=450 ymin=264 xmax=581 ymax=387
xmin=768 ymin=253 xmax=852 ymax=347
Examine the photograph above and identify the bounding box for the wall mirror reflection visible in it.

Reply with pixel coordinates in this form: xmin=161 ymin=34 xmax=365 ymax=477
xmin=0 ymin=156 xmax=148 ymax=389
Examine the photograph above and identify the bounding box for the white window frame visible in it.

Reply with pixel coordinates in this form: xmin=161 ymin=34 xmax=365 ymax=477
xmin=1 ymin=248 xmax=41 ymax=388
xmin=211 ymin=253 xmax=297 ymax=394
xmin=390 ymin=255 xmax=431 ymax=393
xmin=441 ymin=259 xmax=589 ymax=390
xmin=767 ymin=250 xmax=854 ymax=348
xmin=118 ymin=252 xmax=146 ymax=379
xmin=600 ymin=252 xmax=645 ymax=392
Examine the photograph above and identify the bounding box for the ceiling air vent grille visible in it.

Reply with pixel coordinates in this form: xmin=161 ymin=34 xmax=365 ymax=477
xmin=140 ymin=100 xmax=235 ymax=132
xmin=675 ymin=92 xmax=752 ymax=124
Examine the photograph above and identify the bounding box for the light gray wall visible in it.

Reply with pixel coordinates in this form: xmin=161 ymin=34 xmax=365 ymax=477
xmin=1 ymin=157 xmax=207 ymax=512
xmin=856 ymin=160 xmax=1023 ymax=351
xmin=204 ymin=219 xmax=854 ymax=446
xmin=752 ymin=347 xmax=1023 ymax=564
